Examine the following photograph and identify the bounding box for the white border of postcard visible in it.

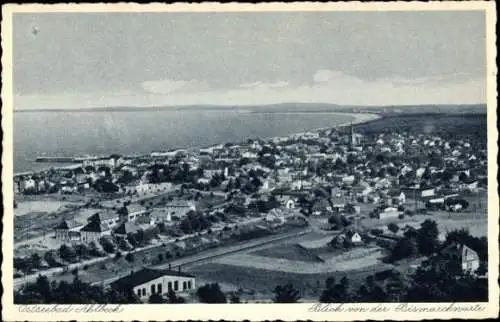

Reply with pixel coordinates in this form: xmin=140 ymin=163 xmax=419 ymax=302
xmin=2 ymin=2 xmax=498 ymax=321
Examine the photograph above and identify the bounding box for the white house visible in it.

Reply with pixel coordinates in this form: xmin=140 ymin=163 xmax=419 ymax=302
xmin=342 ymin=175 xmax=355 ymax=186
xmin=347 ymin=231 xmax=363 ymax=244
xmin=111 ymin=268 xmax=196 ymax=302
xmin=124 ymin=203 xmax=148 ymax=222
xmin=149 ymin=208 xmax=173 ymax=223
xmin=54 ymin=219 xmax=85 ymax=242
xmin=421 ymin=188 xmax=436 ymax=198
xmin=164 ymin=200 xmax=196 ymax=218
xmin=24 ymin=178 xmax=37 ymax=192
xmin=379 ymin=207 xmax=401 ymax=219
xmin=284 ymin=198 xmax=296 ymax=209
xmin=441 ymin=242 xmax=480 ymax=274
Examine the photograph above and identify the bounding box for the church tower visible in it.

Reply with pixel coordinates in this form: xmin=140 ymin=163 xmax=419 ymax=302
xmin=350 ymin=122 xmax=357 ymax=146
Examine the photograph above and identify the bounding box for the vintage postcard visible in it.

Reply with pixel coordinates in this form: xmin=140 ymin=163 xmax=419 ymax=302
xmin=1 ymin=1 xmax=498 ymax=321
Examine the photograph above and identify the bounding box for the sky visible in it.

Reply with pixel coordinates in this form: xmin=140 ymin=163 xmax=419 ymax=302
xmin=12 ymin=11 xmax=487 ymax=109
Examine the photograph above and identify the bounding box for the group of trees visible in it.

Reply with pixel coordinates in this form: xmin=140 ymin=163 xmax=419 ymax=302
xmin=389 ymin=219 xmax=440 ymax=262
xmin=15 ymin=242 xmax=108 ymax=276
xmin=148 ymin=289 xmax=186 ymax=304
xmin=127 ymin=226 xmax=160 ymax=248
xmin=14 ymin=275 xmax=139 ymax=304
xmin=179 ymin=210 xmax=213 ymax=234
xmin=93 ymin=178 xmax=119 ymax=193
xmin=247 ymin=195 xmax=280 ymax=214
xmin=14 ymin=254 xmax=44 ymax=275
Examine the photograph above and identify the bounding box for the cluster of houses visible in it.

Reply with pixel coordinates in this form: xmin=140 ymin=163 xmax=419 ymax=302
xmin=54 ymin=200 xmax=197 ymax=244
xmin=15 ymin=121 xmax=488 ymax=303
xmin=26 ymin=121 xmax=484 ymax=250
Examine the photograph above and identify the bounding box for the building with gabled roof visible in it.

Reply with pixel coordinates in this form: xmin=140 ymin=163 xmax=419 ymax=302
xmin=112 ymin=221 xmax=142 ymax=237
xmin=438 ymin=242 xmax=481 ymax=275
xmin=54 ymin=219 xmax=85 ymax=242
xmin=87 ymin=209 xmax=120 ymax=228
xmin=80 ymin=220 xmax=111 ymax=243
xmin=110 ymin=267 xmax=195 ymax=301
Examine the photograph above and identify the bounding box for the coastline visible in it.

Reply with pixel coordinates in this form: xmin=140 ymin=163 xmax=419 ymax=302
xmin=14 ymin=112 xmax=381 ymax=176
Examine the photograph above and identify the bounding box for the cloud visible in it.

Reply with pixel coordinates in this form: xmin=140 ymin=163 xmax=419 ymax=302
xmin=14 ymin=70 xmax=486 ymax=110
xmin=141 ymin=78 xmax=210 ymax=94
xmin=240 ymin=80 xmax=290 ymax=89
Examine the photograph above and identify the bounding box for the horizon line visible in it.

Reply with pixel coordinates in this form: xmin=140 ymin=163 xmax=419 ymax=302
xmin=13 ymin=102 xmax=488 ymax=113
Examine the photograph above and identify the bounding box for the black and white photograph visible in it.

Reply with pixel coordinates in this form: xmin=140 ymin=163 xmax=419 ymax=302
xmin=2 ymin=2 xmax=498 ymax=321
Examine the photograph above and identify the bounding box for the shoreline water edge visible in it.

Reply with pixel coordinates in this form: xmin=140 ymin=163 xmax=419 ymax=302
xmin=14 ymin=112 xmax=381 ymax=177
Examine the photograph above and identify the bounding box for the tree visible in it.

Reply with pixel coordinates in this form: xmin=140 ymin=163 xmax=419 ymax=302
xmin=148 ymin=293 xmax=166 ymax=304
xmin=15 ymin=275 xmax=141 ymax=304
xmin=88 ymin=241 xmax=104 ymax=257
xmin=196 ymin=283 xmax=227 ymax=303
xmin=44 ymin=251 xmax=60 ymax=267
xmin=29 ymin=253 xmax=42 ymax=270
xmin=100 ymin=237 xmax=116 ymax=254
xmin=417 ymin=219 xmax=440 ymax=255
xmin=74 ymin=244 xmax=90 ymax=260
xmin=14 ymin=257 xmax=28 ymax=274
xmin=390 ymin=237 xmax=418 ymax=262
xmin=125 ymin=252 xmax=134 ymax=263
xmin=229 ymin=293 xmax=241 ymax=303
xmin=167 ymin=289 xmax=186 ymax=303
xmin=388 ymin=223 xmax=399 ymax=234
xmin=273 ymin=283 xmax=301 ymax=303
xmin=58 ymin=244 xmax=76 ymax=262
xmin=117 ymin=206 xmax=128 ymax=218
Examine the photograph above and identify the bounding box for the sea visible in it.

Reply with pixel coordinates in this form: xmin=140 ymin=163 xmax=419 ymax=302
xmin=13 ymin=109 xmax=356 ymax=173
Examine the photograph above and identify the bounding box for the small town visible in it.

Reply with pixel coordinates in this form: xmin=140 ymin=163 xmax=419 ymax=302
xmin=13 ymin=114 xmax=488 ymax=304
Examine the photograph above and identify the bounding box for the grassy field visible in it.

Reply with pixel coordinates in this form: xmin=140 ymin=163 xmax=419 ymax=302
xmin=188 ymin=261 xmax=391 ymax=301
xmin=14 ymin=203 xmax=85 ymax=242
xmin=251 ymin=244 xmax=321 ymax=263
xmin=360 ymin=202 xmax=487 ymax=238
xmin=354 ymin=113 xmax=487 ymax=142
xmin=14 ymin=200 xmax=74 ymax=217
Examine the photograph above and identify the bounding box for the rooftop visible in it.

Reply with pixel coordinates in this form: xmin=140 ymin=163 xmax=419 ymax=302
xmin=110 ymin=267 xmax=194 ymax=290
xmin=80 ymin=220 xmax=111 ymax=233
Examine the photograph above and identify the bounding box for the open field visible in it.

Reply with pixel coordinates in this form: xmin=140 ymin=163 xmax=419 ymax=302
xmin=354 ymin=113 xmax=487 ymax=142
xmin=15 ymin=234 xmax=62 ymax=258
xmin=360 ymin=208 xmax=487 ymax=238
xmin=251 ymin=244 xmax=321 ymax=263
xmin=298 ymin=235 xmax=334 ymax=249
xmin=214 ymin=246 xmax=385 ymax=274
xmin=14 ymin=204 xmax=85 ymax=242
xmin=14 ymin=200 xmax=74 ymax=217
xmin=188 ymin=261 xmax=393 ymax=301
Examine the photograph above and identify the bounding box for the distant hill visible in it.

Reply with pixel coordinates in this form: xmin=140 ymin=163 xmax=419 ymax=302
xmin=14 ymin=102 xmax=486 ymax=115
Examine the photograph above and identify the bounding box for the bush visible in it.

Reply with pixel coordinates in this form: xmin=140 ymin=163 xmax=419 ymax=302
xmin=59 ymin=244 xmax=77 ymax=262
xmin=388 ymin=223 xmax=399 ymax=234
xmin=99 ymin=237 xmax=116 ymax=254
xmin=404 ymin=210 xmax=415 ymax=216
xmin=398 ymin=214 xmax=405 ymax=220
xmin=125 ymin=252 xmax=134 ymax=263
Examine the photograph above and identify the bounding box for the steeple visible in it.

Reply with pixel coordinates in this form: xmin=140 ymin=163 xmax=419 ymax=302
xmin=350 ymin=122 xmax=357 ymax=146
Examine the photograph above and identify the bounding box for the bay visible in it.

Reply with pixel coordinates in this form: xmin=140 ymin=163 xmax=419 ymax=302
xmin=13 ymin=110 xmax=355 ymax=173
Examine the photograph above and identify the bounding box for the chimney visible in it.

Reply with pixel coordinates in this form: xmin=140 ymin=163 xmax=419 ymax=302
xmin=168 ymin=263 xmax=171 ymax=271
